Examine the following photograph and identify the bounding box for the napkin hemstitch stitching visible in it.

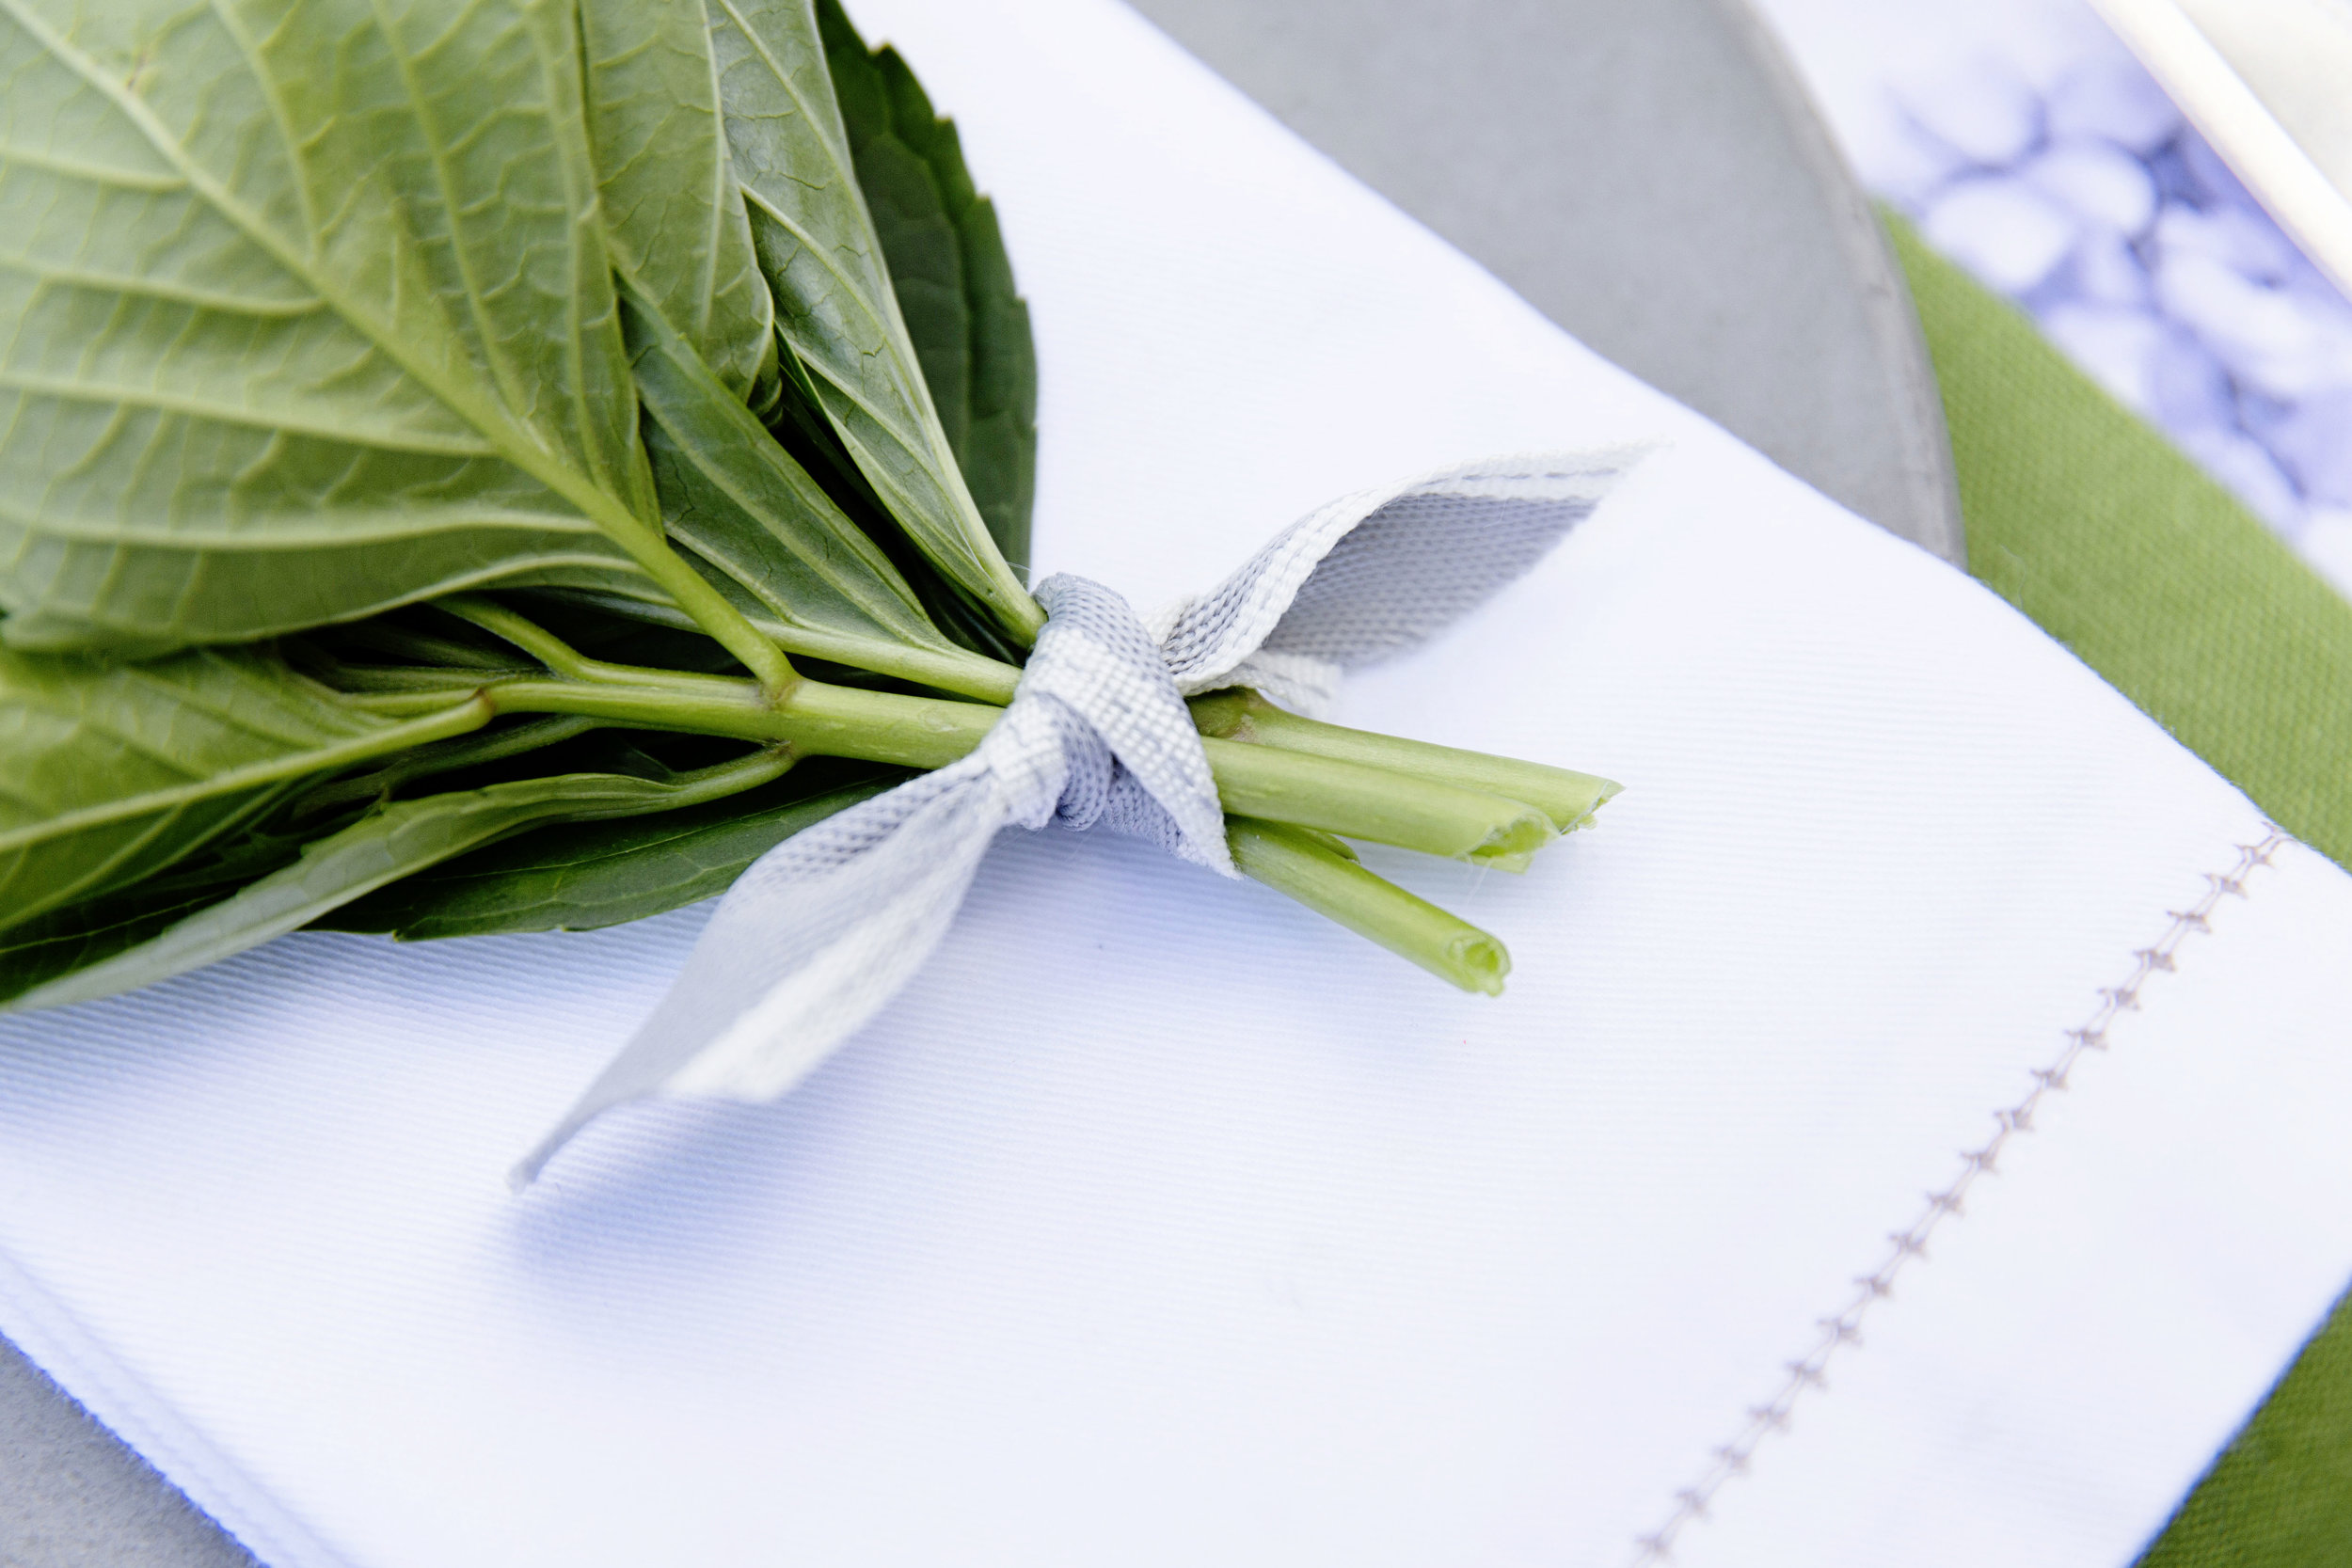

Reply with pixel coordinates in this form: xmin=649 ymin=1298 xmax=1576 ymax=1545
xmin=1628 ymin=824 xmax=2292 ymax=1565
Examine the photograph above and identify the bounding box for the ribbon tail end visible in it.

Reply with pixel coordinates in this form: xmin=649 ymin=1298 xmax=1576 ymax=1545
xmin=507 ymin=1087 xmax=643 ymax=1194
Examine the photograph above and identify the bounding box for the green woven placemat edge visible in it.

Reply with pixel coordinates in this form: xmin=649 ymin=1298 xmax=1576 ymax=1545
xmin=1886 ymin=216 xmax=2352 ymax=868
xmin=1887 ymin=213 xmax=2352 ymax=1566
xmin=2137 ymin=1291 xmax=2352 ymax=1568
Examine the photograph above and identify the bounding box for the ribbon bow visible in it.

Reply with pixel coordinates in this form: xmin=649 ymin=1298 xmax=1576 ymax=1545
xmin=517 ymin=450 xmax=1646 ymax=1184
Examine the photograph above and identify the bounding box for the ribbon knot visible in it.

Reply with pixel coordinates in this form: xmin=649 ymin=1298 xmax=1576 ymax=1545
xmin=516 ymin=449 xmax=1650 ymax=1185
xmin=1004 ymin=575 xmax=1234 ymax=872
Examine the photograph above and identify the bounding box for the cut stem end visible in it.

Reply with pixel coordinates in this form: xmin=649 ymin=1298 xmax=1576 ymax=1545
xmin=1230 ymin=816 xmax=1510 ymax=995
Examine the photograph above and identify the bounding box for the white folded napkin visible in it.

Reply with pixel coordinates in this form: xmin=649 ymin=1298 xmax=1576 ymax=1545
xmin=5 ymin=2 xmax=2351 ymax=1565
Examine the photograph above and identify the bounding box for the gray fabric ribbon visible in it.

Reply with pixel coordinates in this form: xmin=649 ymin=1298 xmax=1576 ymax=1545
xmin=516 ymin=449 xmax=1648 ymax=1184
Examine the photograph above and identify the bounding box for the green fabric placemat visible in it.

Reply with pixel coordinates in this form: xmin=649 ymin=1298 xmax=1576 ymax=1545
xmin=2140 ymin=1290 xmax=2352 ymax=1566
xmin=1888 ymin=215 xmax=2352 ymax=1565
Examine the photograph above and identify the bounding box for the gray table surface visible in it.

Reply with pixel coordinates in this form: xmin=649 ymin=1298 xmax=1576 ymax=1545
xmin=0 ymin=1 xmax=1960 ymax=1560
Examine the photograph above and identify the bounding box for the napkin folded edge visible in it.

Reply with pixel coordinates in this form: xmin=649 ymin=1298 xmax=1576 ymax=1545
xmin=0 ymin=1248 xmax=339 ymax=1568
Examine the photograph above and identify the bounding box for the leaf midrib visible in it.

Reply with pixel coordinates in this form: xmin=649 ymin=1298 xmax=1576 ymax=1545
xmin=0 ymin=695 xmax=488 ymax=855
xmin=119 ymin=656 xmax=378 ymax=745
xmin=3 ymin=666 xmax=373 ymax=804
xmin=736 ymin=179 xmax=929 ymax=445
xmin=628 ymin=298 xmax=933 ymax=634
xmin=692 ymin=0 xmax=732 ymax=344
xmin=362 ymin=0 xmax=539 ymax=425
xmin=711 ymin=0 xmax=926 ymax=404
xmin=0 ymin=503 xmax=608 ymax=546
xmin=3 ymin=799 xmax=203 ymax=911
xmin=203 ymin=0 xmax=322 ymax=241
xmin=801 ymin=369 xmax=995 ymax=581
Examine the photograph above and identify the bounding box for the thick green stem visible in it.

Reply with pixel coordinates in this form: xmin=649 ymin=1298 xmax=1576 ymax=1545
xmin=765 ymin=628 xmax=1022 ymax=705
xmin=495 ymin=482 xmax=794 ymax=692
xmin=482 ymin=676 xmax=777 ymax=738
xmin=1191 ymin=688 xmax=1620 ymax=832
xmin=505 ymin=589 xmax=1025 ymax=705
xmin=631 ymin=553 xmax=799 ymax=691
xmin=436 ymin=595 xmax=607 ymax=679
xmin=985 ymin=565 xmax=1048 ymax=645
xmin=1201 ymin=738 xmax=1554 ymax=864
xmin=736 ymin=683 xmax=1552 ymax=862
xmin=1228 ymin=817 xmax=1509 ymax=994
xmin=466 ymin=673 xmax=1553 ymax=863
xmin=758 ymin=679 xmax=997 ymax=767
xmin=435 ymin=595 xmax=738 ymax=697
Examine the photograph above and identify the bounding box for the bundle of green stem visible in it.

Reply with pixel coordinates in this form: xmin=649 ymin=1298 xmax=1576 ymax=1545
xmin=0 ymin=0 xmax=1616 ymax=1012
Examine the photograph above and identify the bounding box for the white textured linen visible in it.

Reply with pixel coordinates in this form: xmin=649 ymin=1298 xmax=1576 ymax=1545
xmin=5 ymin=3 xmax=2352 ymax=1566
xmin=522 ymin=454 xmax=1641 ymax=1180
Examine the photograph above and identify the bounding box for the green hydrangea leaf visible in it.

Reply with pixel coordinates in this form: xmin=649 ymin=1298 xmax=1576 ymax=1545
xmin=817 ymin=0 xmax=1039 ymax=578
xmin=0 ymin=0 xmax=741 ymax=652
xmin=319 ymin=765 xmax=899 ymax=941
xmin=5 ymin=745 xmax=796 ymax=1013
xmin=620 ymin=279 xmax=974 ymax=676
xmin=0 ymin=826 xmax=305 ymax=1005
xmin=0 ymin=642 xmax=466 ymax=935
xmin=581 ymin=0 xmax=779 ymax=405
xmin=707 ymin=0 xmax=1041 ymax=642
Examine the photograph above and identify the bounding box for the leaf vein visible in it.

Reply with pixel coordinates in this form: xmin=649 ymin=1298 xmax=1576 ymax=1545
xmin=0 ymin=254 xmax=323 ymax=319
xmin=0 ymin=370 xmax=501 ymax=456
xmin=203 ymin=0 xmax=321 ymax=243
